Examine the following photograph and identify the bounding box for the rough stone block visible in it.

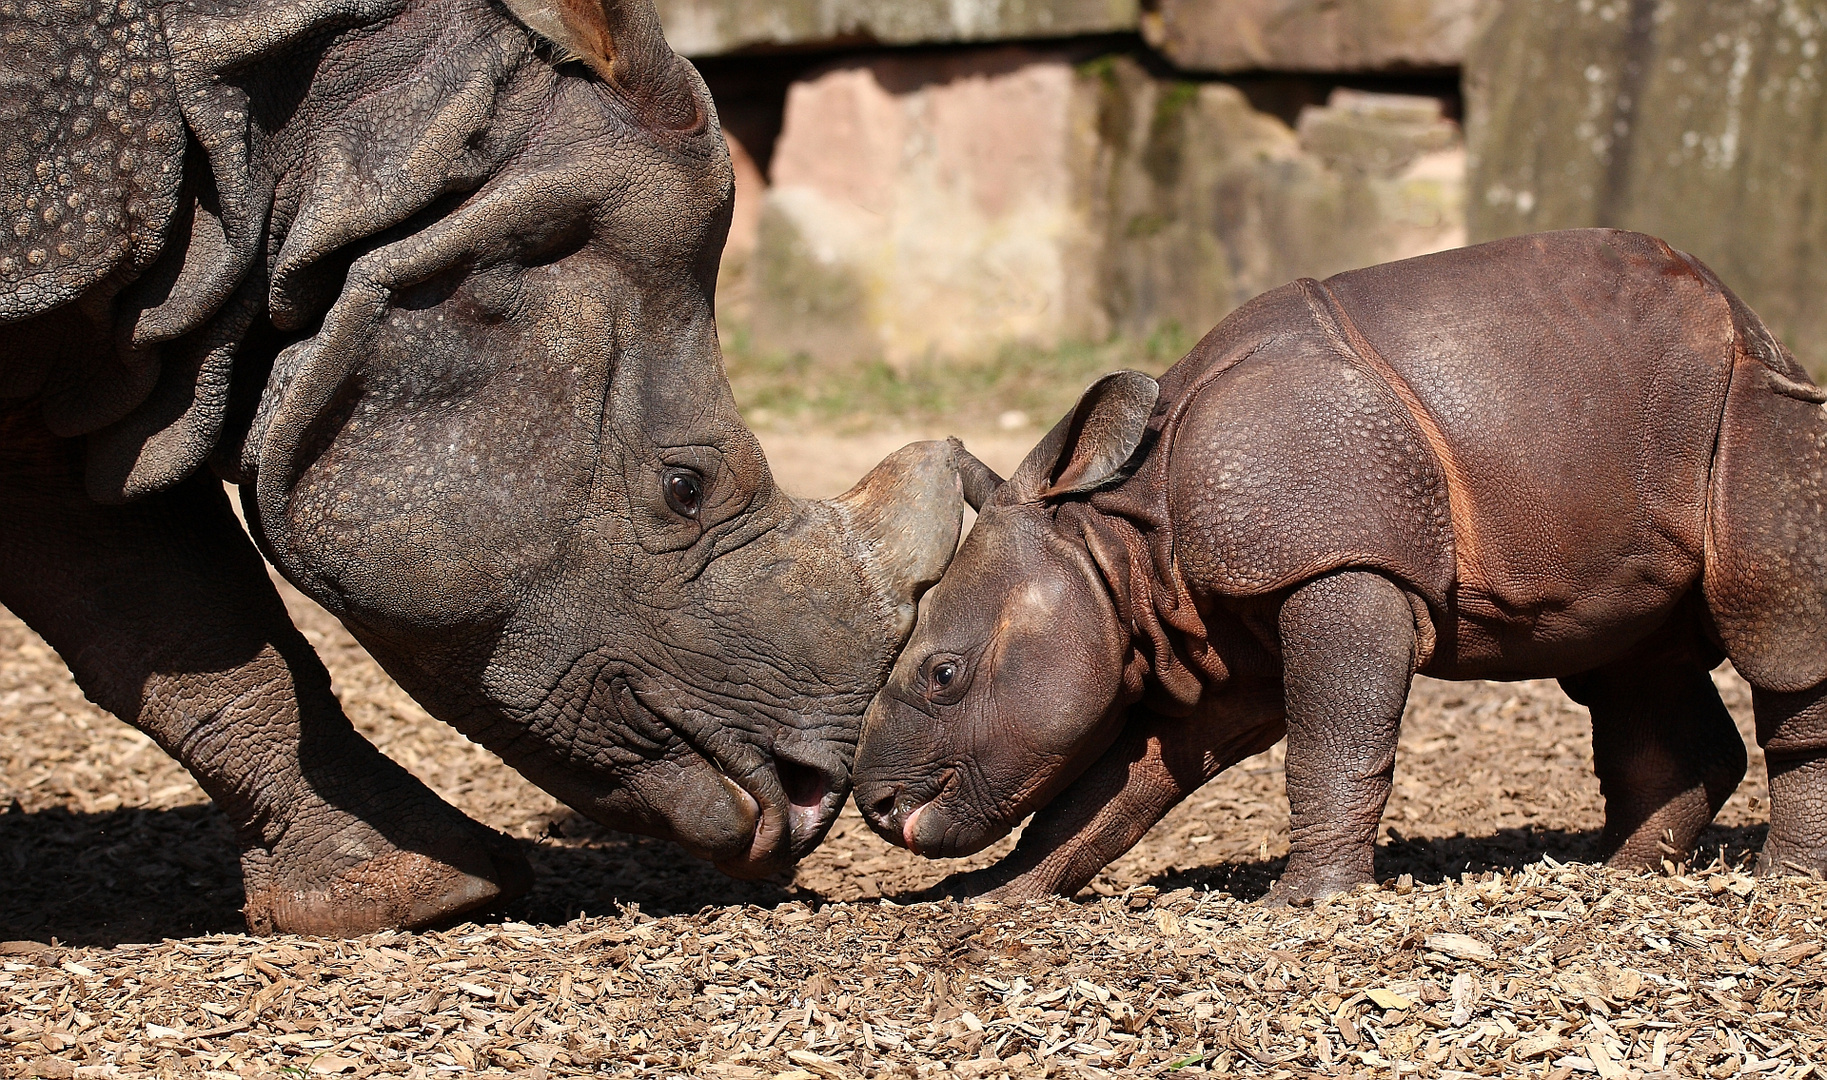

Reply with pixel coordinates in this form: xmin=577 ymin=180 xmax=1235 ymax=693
xmin=1094 ymin=72 xmax=1465 ymax=340
xmin=747 ymin=48 xmax=1106 ymax=367
xmin=1467 ymin=0 xmax=1827 ymax=377
xmin=1297 ymin=90 xmax=1461 ymax=175
xmin=656 ymin=0 xmax=1139 ymax=56
xmin=729 ymin=52 xmax=1465 ymax=366
xmin=1146 ymin=0 xmax=1479 ymax=73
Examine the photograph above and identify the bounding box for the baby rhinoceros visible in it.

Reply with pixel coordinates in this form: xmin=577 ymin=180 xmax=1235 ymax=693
xmin=852 ymin=228 xmax=1827 ymax=905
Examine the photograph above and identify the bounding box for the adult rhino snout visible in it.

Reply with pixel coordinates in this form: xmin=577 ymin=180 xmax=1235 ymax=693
xmin=687 ymin=438 xmax=966 ymax=877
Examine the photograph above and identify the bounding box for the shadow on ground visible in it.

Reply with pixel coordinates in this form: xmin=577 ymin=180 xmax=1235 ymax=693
xmin=0 ymin=804 xmax=806 ymax=947
xmin=1143 ymin=823 xmax=1770 ymax=902
xmin=1 ymin=803 xmax=1773 ymax=946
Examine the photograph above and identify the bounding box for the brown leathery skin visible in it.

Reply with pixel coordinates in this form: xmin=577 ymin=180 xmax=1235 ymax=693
xmin=855 ymin=228 xmax=1827 ymax=903
xmin=0 ymin=410 xmax=532 ymax=935
xmin=2 ymin=0 xmax=964 ymax=935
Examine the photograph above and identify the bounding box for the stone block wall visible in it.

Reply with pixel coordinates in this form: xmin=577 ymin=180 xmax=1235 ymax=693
xmin=656 ymin=0 xmax=1141 ymax=55
xmin=689 ymin=2 xmax=1470 ymax=370
xmin=1146 ymin=0 xmax=1479 ymax=73
xmin=687 ymin=2 xmax=1827 ymax=379
xmin=1468 ymin=0 xmax=1827 ymax=376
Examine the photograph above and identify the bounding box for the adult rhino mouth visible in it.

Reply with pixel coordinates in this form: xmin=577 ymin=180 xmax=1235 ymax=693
xmin=630 ymin=686 xmax=850 ymax=878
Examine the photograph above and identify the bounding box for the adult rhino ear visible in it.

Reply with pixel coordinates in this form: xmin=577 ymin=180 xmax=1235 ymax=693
xmin=1004 ymin=371 xmax=1159 ymax=503
xmin=502 ymin=0 xmax=704 ymax=130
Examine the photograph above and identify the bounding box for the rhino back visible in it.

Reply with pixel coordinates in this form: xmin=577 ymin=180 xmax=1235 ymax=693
xmin=1321 ymin=229 xmax=1735 ymax=653
xmin=0 ymin=0 xmax=184 ymax=323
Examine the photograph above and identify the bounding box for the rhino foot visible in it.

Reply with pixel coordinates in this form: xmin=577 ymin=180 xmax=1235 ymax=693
xmin=240 ymin=806 xmax=530 ymax=937
xmin=1753 ymin=848 xmax=1827 ymax=879
xmin=906 ymin=864 xmax=1050 ymax=904
xmin=1261 ymin=867 xmax=1373 ymax=908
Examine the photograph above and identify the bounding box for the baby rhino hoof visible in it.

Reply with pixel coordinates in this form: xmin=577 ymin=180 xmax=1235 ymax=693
xmin=243 ymin=823 xmax=531 ymax=937
xmin=918 ymin=864 xmax=1059 ymax=904
xmin=1262 ymin=869 xmax=1373 ymax=908
xmin=1754 ymin=845 xmax=1827 ymax=881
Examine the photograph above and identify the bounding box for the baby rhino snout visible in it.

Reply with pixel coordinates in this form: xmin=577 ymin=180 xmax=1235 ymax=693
xmin=856 ymin=779 xmax=914 ymax=847
xmin=855 ymin=769 xmax=953 ymax=854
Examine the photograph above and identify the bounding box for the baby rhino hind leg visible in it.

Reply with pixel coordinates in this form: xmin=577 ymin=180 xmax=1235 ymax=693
xmin=1755 ymin=683 xmax=1827 ymax=876
xmin=1560 ymin=661 xmax=1746 ymax=869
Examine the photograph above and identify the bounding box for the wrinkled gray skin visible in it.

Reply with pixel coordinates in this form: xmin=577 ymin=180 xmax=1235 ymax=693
xmin=0 ymin=0 xmax=962 ymax=935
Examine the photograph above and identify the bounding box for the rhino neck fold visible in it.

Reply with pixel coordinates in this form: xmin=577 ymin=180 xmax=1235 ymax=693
xmin=1068 ymin=501 xmax=1215 ymax=716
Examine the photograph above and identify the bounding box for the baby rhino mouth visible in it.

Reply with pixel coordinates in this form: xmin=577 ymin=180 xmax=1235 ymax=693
xmin=855 ymin=768 xmax=958 ymax=856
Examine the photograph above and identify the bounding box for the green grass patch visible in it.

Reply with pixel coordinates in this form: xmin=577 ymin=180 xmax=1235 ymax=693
xmin=722 ymin=324 xmax=1197 ymax=433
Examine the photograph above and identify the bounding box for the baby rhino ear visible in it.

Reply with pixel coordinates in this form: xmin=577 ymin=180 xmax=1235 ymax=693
xmin=1046 ymin=370 xmax=1160 ymax=496
xmin=1006 ymin=371 xmax=1159 ymax=502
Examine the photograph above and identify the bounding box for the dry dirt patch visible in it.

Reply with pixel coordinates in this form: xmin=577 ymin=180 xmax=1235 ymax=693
xmin=1 ymin=427 xmax=1824 ymax=1078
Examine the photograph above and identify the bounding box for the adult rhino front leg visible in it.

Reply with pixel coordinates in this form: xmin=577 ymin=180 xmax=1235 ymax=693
xmin=0 ymin=412 xmax=528 ymax=936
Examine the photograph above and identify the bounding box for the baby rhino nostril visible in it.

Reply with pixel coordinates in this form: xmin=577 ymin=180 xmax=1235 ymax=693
xmin=860 ymin=783 xmax=903 ymax=832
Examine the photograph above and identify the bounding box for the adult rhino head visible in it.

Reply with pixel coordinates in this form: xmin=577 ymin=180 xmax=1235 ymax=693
xmin=0 ymin=0 xmax=961 ymax=932
xmin=227 ymin=0 xmax=966 ymax=875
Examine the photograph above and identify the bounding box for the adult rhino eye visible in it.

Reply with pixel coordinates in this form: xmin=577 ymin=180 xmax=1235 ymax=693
xmin=663 ymin=469 xmax=703 ymax=518
xmin=931 ymin=661 xmax=958 ymax=690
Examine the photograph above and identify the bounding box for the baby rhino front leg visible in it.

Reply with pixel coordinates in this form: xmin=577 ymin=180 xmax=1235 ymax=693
xmin=1269 ymin=571 xmax=1417 ymax=905
xmin=931 ymin=686 xmax=1285 ymax=902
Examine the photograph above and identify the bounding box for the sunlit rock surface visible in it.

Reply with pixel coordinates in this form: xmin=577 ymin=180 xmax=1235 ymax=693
xmin=656 ymin=0 xmax=1139 ymax=56
xmin=724 ymin=52 xmax=1465 ymax=366
xmin=1468 ymin=0 xmax=1827 ymax=377
xmin=1144 ymin=0 xmax=1479 ymax=73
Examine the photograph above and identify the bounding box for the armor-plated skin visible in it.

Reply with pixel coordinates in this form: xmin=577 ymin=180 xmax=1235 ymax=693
xmin=0 ymin=0 xmax=964 ymax=935
xmin=855 ymin=230 xmax=1827 ymax=904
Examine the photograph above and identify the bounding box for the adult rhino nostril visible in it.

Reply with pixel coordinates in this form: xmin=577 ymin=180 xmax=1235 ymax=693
xmin=776 ymin=756 xmax=843 ymax=852
xmin=777 ymin=758 xmax=829 ymax=809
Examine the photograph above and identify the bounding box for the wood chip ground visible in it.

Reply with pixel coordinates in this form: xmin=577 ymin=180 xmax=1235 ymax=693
xmin=3 ymin=443 xmax=1825 ymax=1078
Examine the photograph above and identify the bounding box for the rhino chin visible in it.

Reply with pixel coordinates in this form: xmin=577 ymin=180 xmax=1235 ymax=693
xmin=660 ymin=770 xmax=762 ymax=863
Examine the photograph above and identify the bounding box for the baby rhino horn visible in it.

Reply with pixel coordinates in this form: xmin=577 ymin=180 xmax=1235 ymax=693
xmin=503 ymin=0 xmax=702 ymax=129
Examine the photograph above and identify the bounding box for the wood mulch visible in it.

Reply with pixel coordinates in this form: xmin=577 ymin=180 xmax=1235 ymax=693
xmin=1 ymin=863 xmax=1823 ymax=1078
xmin=3 ymin=445 xmax=1825 ymax=1077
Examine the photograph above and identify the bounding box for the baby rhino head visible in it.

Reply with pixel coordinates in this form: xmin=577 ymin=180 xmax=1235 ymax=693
xmin=853 ymin=372 xmax=1160 ymax=858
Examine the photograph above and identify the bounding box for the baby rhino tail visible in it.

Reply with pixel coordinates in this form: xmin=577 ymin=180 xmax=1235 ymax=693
xmin=1701 ymin=281 xmax=1827 ymax=696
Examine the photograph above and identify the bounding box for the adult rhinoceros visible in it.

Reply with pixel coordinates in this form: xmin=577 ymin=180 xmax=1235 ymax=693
xmin=0 ymin=0 xmax=963 ymax=934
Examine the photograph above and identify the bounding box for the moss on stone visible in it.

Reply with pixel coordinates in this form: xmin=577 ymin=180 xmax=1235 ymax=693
xmin=1469 ymin=0 xmax=1827 ymax=377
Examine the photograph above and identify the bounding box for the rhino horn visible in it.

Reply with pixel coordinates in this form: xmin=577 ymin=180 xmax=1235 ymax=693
xmin=830 ymin=441 xmax=966 ymax=639
xmin=502 ymin=0 xmax=702 ymax=129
